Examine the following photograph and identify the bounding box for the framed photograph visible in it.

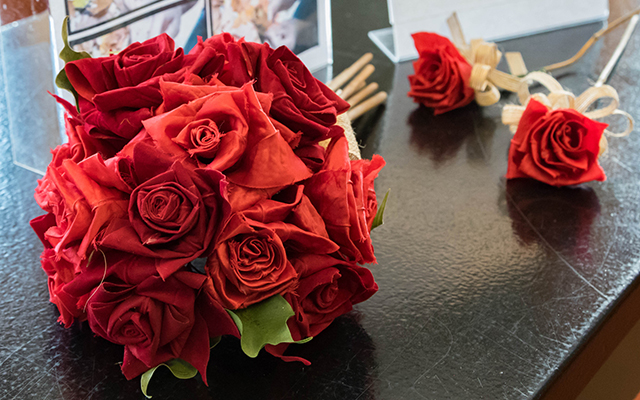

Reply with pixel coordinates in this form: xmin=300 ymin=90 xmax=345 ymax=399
xmin=51 ymin=0 xmax=206 ymax=60
xmin=207 ymin=0 xmax=332 ymax=72
xmin=50 ymin=0 xmax=332 ymax=72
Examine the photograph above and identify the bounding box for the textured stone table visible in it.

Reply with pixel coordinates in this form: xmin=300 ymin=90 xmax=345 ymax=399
xmin=2 ymin=1 xmax=640 ymax=399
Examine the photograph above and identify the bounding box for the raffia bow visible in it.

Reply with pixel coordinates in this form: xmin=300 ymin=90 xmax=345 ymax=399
xmin=336 ymin=113 xmax=362 ymax=160
xmin=318 ymin=113 xmax=362 ymax=160
xmin=447 ymin=13 xmax=526 ymax=106
xmin=502 ymin=72 xmax=634 ymax=156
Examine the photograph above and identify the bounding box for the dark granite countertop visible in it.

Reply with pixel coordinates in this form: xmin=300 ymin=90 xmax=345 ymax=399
xmin=2 ymin=1 xmax=640 ymax=399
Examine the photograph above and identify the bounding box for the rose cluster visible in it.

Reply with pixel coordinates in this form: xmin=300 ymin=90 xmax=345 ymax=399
xmin=31 ymin=33 xmax=385 ymax=383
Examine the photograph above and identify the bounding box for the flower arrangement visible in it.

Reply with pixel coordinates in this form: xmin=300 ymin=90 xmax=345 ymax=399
xmin=31 ymin=20 xmax=387 ymax=395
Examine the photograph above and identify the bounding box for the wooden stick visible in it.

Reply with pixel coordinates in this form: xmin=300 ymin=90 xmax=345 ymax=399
xmin=352 ymin=80 xmax=367 ymax=96
xmin=337 ymin=80 xmax=366 ymax=99
xmin=347 ymin=91 xmax=387 ymax=120
xmin=545 ymin=8 xmax=640 ymax=71
xmin=340 ymin=64 xmax=375 ymax=100
xmin=596 ymin=14 xmax=639 ymax=86
xmin=327 ymin=53 xmax=373 ymax=91
xmin=347 ymin=82 xmax=379 ymax=107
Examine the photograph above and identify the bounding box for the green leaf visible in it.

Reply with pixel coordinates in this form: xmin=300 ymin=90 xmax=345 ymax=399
xmin=371 ymin=189 xmax=390 ymax=230
xmin=58 ymin=17 xmax=92 ymax=64
xmin=140 ymin=359 xmax=198 ymax=399
xmin=226 ymin=309 xmax=243 ymax=334
xmin=210 ymin=336 xmax=222 ymax=349
xmin=227 ymin=295 xmax=306 ymax=358
xmin=55 ymin=16 xmax=91 ymax=108
xmin=294 ymin=336 xmax=313 ymax=345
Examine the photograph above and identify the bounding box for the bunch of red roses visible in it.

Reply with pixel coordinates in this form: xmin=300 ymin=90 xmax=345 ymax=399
xmin=30 ymin=31 xmax=386 ymax=387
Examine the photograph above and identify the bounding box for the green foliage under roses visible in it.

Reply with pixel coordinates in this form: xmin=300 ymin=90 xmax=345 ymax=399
xmin=140 ymin=358 xmax=198 ymax=398
xmin=372 ymin=189 xmax=390 ymax=230
xmin=227 ymin=295 xmax=312 ymax=358
xmin=55 ymin=17 xmax=91 ymax=109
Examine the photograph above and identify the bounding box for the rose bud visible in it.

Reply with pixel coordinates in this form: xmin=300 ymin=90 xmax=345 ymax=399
xmin=173 ymin=118 xmax=224 ymax=161
xmin=408 ymin=32 xmax=475 ymax=115
xmin=99 ymin=156 xmax=231 ymax=279
xmin=205 ymin=214 xmax=298 ymax=310
xmin=507 ymin=98 xmax=607 ymax=187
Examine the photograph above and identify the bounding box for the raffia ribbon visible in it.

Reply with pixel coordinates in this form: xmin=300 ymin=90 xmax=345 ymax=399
xmin=319 ymin=113 xmax=362 ymax=160
xmin=502 ymin=72 xmax=634 ymax=156
xmin=447 ymin=13 xmax=526 ymax=106
xmin=337 ymin=113 xmax=362 ymax=160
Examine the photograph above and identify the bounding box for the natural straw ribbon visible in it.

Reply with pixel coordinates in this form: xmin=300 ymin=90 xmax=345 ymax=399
xmin=502 ymin=72 xmax=634 ymax=155
xmin=447 ymin=12 xmax=525 ymax=106
xmin=319 ymin=113 xmax=362 ymax=161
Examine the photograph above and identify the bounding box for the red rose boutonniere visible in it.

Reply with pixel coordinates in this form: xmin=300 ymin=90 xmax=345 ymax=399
xmin=502 ymin=72 xmax=633 ymax=187
xmin=408 ymin=32 xmax=474 ymax=115
xmin=506 ymin=98 xmax=607 ymax=187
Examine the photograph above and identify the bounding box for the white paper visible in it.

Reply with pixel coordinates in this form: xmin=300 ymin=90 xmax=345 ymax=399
xmin=374 ymin=0 xmax=609 ymax=62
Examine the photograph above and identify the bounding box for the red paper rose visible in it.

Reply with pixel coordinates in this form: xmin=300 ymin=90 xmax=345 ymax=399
xmin=38 ymin=247 xmax=86 ymax=327
xmin=507 ymin=99 xmax=607 ymax=187
xmin=305 ymin=136 xmax=385 ymax=264
xmin=241 ymin=185 xmax=340 ymax=254
xmin=188 ymin=33 xmax=254 ymax=86
xmin=144 ymin=83 xmax=311 ymax=186
xmin=99 ymin=147 xmax=231 ymax=279
xmin=205 ymin=184 xmax=342 ymax=310
xmin=265 ymin=253 xmax=377 ymax=362
xmin=287 ymin=254 xmax=378 ymax=338
xmin=253 ymin=45 xmax=350 ymax=145
xmin=64 ymin=34 xmax=193 ymax=155
xmin=205 ymin=214 xmax=298 ymax=310
xmin=81 ymin=259 xmax=212 ymax=380
xmin=32 ymin=159 xmax=129 ymax=265
xmin=408 ymin=32 xmax=474 ymax=115
xmin=192 ymin=36 xmax=349 ymax=146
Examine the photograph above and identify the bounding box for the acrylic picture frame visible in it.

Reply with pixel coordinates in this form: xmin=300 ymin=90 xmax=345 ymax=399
xmin=369 ymin=0 xmax=609 ymax=63
xmin=50 ymin=0 xmax=332 ymax=74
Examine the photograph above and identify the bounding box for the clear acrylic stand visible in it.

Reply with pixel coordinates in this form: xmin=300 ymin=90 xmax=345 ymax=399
xmin=1 ymin=11 xmax=64 ymax=176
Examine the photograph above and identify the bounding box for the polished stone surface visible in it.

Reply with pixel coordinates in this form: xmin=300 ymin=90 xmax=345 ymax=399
xmin=2 ymin=2 xmax=640 ymax=399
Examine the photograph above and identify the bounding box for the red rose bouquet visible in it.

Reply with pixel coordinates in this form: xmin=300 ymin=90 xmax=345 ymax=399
xmin=31 ymin=23 xmax=387 ymax=395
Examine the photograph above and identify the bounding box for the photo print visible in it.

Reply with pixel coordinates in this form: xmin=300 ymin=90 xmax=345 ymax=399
xmin=50 ymin=0 xmax=331 ymax=69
